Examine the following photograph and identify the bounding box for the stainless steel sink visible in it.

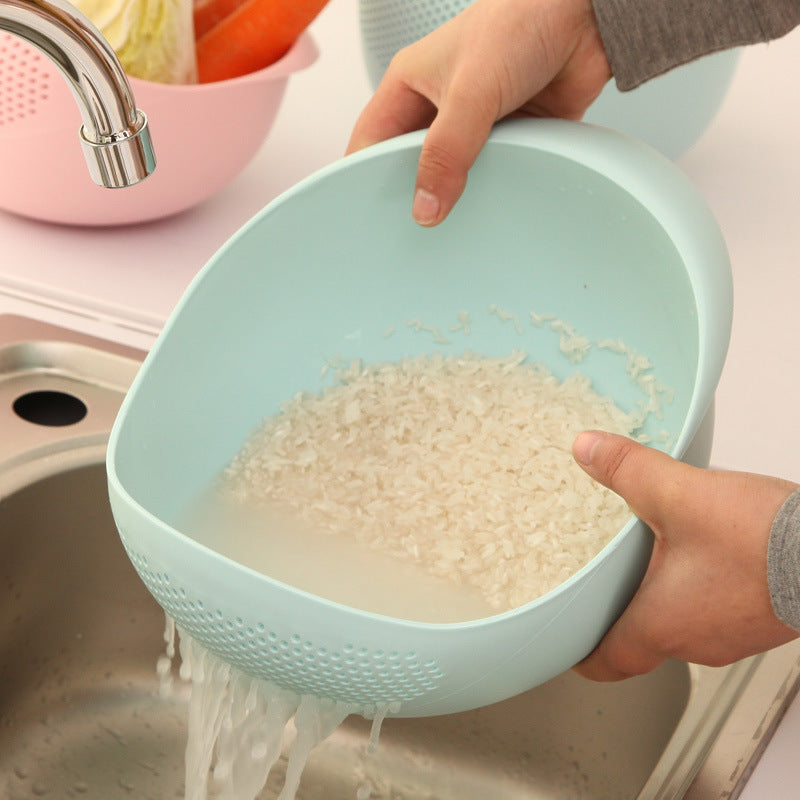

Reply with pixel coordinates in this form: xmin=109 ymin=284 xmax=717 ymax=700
xmin=2 ymin=313 xmax=800 ymax=800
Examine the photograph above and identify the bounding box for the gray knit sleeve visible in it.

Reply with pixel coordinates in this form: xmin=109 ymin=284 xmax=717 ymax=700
xmin=768 ymin=489 xmax=800 ymax=632
xmin=591 ymin=0 xmax=800 ymax=90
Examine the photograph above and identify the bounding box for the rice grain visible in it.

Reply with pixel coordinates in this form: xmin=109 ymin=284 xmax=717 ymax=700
xmin=223 ymin=351 xmax=639 ymax=612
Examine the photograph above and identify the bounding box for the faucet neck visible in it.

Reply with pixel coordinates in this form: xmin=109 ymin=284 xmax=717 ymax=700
xmin=0 ymin=0 xmax=155 ymax=187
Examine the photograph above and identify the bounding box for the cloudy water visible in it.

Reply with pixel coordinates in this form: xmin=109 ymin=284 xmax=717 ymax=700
xmin=179 ymin=486 xmax=496 ymax=624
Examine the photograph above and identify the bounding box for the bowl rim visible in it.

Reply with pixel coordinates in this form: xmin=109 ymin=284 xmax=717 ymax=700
xmin=129 ymin=31 xmax=319 ymax=92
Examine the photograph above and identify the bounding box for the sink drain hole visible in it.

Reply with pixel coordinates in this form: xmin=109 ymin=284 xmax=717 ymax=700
xmin=13 ymin=390 xmax=88 ymax=427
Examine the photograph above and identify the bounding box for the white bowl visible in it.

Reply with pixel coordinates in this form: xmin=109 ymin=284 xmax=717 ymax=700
xmin=358 ymin=0 xmax=739 ymax=158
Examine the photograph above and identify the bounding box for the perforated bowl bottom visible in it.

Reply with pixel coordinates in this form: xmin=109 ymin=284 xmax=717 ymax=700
xmin=119 ymin=536 xmax=447 ymax=709
xmin=0 ymin=33 xmax=51 ymax=127
xmin=360 ymin=0 xmax=470 ymax=85
xmin=358 ymin=0 xmax=740 ymax=158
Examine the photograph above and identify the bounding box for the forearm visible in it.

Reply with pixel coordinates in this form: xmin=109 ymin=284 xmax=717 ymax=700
xmin=768 ymin=488 xmax=800 ymax=631
xmin=592 ymin=0 xmax=800 ymax=89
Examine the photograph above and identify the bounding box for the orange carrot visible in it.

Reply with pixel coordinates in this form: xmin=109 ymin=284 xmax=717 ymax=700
xmin=196 ymin=0 xmax=329 ymax=83
xmin=193 ymin=0 xmax=247 ymax=39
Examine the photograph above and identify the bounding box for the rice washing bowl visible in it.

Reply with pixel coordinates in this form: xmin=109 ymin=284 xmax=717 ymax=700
xmin=106 ymin=117 xmax=733 ymax=800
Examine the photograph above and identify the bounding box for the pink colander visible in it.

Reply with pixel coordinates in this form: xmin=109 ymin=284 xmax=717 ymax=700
xmin=0 ymin=31 xmax=317 ymax=226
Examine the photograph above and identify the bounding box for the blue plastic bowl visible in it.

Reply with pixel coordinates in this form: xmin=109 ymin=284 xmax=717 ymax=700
xmin=359 ymin=0 xmax=740 ymax=159
xmin=107 ymin=119 xmax=732 ymax=717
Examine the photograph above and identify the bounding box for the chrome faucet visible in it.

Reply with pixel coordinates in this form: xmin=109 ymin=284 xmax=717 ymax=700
xmin=0 ymin=0 xmax=156 ymax=187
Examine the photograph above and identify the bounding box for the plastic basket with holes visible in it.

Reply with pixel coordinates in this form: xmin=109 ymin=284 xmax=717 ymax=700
xmin=107 ymin=118 xmax=733 ymax=718
xmin=0 ymin=32 xmax=317 ymax=226
xmin=358 ymin=0 xmax=741 ymax=159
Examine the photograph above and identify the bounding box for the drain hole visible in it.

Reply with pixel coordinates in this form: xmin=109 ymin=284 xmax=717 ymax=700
xmin=13 ymin=390 xmax=88 ymax=427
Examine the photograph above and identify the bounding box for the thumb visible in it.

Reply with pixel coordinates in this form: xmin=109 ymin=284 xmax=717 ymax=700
xmin=572 ymin=430 xmax=693 ymax=527
xmin=411 ymin=100 xmax=495 ymax=226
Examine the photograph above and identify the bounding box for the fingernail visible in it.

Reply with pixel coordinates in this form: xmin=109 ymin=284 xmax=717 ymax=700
xmin=412 ymin=188 xmax=440 ymax=225
xmin=572 ymin=430 xmax=604 ymax=466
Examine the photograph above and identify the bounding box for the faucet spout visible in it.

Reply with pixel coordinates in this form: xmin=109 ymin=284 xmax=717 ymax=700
xmin=0 ymin=0 xmax=156 ymax=188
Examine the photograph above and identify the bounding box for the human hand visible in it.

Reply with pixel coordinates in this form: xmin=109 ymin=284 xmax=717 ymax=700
xmin=571 ymin=431 xmax=799 ymax=681
xmin=346 ymin=0 xmax=611 ymax=226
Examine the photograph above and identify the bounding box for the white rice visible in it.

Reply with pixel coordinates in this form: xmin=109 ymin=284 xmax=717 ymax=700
xmin=222 ymin=350 xmax=639 ymax=612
